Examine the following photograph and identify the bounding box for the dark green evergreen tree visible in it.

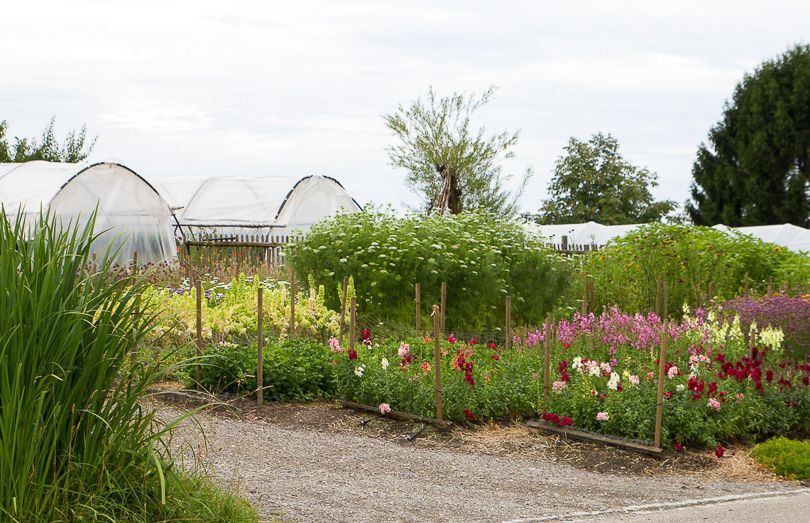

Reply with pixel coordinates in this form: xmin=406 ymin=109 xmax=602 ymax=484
xmin=687 ymin=45 xmax=810 ymax=227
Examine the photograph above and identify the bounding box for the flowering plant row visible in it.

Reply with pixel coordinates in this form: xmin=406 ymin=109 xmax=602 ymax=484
xmin=334 ymin=304 xmax=810 ymax=448
xmin=140 ymin=273 xmax=339 ymax=346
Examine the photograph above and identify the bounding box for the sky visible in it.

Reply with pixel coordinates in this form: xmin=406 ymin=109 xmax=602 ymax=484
xmin=1 ymin=0 xmax=809 ymax=214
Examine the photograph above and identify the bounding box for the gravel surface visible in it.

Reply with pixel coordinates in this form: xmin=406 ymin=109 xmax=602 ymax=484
xmin=155 ymin=403 xmax=803 ymax=523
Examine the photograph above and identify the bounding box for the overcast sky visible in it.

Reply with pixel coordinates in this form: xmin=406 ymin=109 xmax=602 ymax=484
xmin=2 ymin=1 xmax=808 ymax=213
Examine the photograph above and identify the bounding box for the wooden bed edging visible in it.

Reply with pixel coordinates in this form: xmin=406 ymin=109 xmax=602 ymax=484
xmin=338 ymin=400 xmax=453 ymax=427
xmin=526 ymin=420 xmax=663 ymax=456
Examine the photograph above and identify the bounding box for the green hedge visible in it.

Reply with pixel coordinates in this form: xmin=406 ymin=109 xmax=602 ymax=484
xmin=752 ymin=437 xmax=810 ymax=479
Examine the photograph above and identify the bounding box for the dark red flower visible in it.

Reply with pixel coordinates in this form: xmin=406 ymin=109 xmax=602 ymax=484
xmin=463 ymin=409 xmax=476 ymax=420
xmin=598 ymin=393 xmax=606 ymax=401
xmin=348 ymin=348 xmax=358 ymax=361
xmin=766 ymin=369 xmax=774 ymax=382
xmin=560 ymin=416 xmax=573 ymax=427
xmin=673 ymin=442 xmax=685 ymax=453
xmin=715 ymin=352 xmax=725 ymax=363
xmin=464 ymin=371 xmax=475 ymax=387
xmin=803 ymin=375 xmax=809 ymax=386
xmin=560 ymin=371 xmax=571 ymax=383
xmin=491 ymin=354 xmax=500 ymax=362
xmin=708 ymin=382 xmax=718 ymax=396
xmin=664 ymin=391 xmax=673 ymax=399
xmin=361 ymin=328 xmax=373 ymax=346
xmin=616 ymin=383 xmax=623 ymax=392
xmin=487 ymin=342 xmax=497 ymax=349
xmin=468 ymin=338 xmax=478 ymax=346
xmin=559 ymin=360 xmax=569 ymax=374
xmin=715 ymin=444 xmax=725 ymax=458
xmin=692 ymin=393 xmax=702 ymax=401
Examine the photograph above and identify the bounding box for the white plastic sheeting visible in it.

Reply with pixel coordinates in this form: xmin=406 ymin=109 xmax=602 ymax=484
xmin=0 ymin=161 xmax=177 ymax=265
xmin=152 ymin=177 xmax=206 ymax=211
xmin=178 ymin=175 xmax=360 ymax=236
xmin=528 ymin=221 xmax=810 ymax=253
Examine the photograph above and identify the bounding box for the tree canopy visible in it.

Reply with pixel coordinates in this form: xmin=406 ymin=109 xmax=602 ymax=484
xmin=687 ymin=45 xmax=810 ymax=227
xmin=538 ymin=132 xmax=676 ymax=225
xmin=0 ymin=117 xmax=96 ymax=163
xmin=383 ymin=86 xmax=530 ymax=218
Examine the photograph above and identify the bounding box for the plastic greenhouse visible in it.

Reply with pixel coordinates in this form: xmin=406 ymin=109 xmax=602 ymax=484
xmin=0 ymin=161 xmax=178 ymax=265
xmin=178 ymin=175 xmax=361 ymax=237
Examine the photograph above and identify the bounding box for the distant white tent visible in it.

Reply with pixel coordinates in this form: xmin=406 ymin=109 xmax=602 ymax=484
xmin=0 ymin=161 xmax=177 ymax=264
xmin=178 ymin=175 xmax=361 ymax=237
xmin=152 ymin=177 xmax=207 ymax=211
xmin=527 ymin=221 xmax=810 ymax=254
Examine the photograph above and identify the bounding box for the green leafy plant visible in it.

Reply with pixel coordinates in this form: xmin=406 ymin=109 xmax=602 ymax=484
xmin=752 ymin=437 xmax=810 ymax=479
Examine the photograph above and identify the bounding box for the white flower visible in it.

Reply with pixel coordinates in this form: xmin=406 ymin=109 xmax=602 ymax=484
xmin=572 ymin=357 xmax=583 ymax=371
xmin=676 ymin=384 xmax=686 ymax=392
xmin=381 ymin=357 xmax=390 ymax=370
xmin=607 ymin=372 xmax=620 ymax=391
xmin=354 ymin=365 xmax=365 ymax=377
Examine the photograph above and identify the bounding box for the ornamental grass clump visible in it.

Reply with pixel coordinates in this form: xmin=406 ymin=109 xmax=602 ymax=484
xmin=0 ymin=211 xmax=193 ymax=520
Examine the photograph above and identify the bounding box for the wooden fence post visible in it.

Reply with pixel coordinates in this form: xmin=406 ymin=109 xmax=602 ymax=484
xmin=195 ymin=280 xmax=203 ymax=390
xmin=433 ymin=304 xmax=443 ymax=421
xmin=415 ymin=283 xmax=421 ymax=338
xmin=290 ymin=270 xmax=296 ymax=337
xmin=744 ymin=272 xmax=750 ymax=298
xmin=257 ymin=286 xmax=264 ymax=405
xmin=339 ymin=276 xmax=348 ymax=345
xmin=561 ymin=235 xmax=569 ymax=253
xmin=767 ymin=276 xmax=773 ymax=295
xmin=349 ymin=297 xmax=356 ymax=351
xmin=654 ymin=319 xmax=669 ymax=450
xmin=543 ymin=317 xmax=552 ymax=406
xmin=505 ymin=296 xmax=512 ymax=350
xmin=440 ymin=281 xmax=447 ymax=337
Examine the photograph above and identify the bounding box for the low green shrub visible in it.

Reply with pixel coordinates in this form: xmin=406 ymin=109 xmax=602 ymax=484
xmin=752 ymin=437 xmax=810 ymax=479
xmin=582 ymin=224 xmax=810 ymax=316
xmin=290 ymin=210 xmax=573 ymax=333
xmin=191 ymin=339 xmax=337 ymax=401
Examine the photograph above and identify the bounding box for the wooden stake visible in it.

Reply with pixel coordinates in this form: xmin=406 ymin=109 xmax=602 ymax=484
xmin=195 ymin=280 xmax=203 ymax=390
xmin=744 ymin=272 xmax=750 ymax=297
xmin=581 ymin=271 xmax=588 ymax=315
xmin=132 ymin=251 xmax=138 ymax=276
xmin=349 ymin=297 xmax=356 ymax=351
xmin=339 ymin=276 xmax=348 ymax=345
xmin=440 ymin=281 xmax=447 ymax=337
xmin=655 ymin=275 xmax=662 ymax=315
xmin=543 ymin=317 xmax=552 ymax=405
xmin=257 ymin=286 xmax=264 ymax=405
xmin=433 ymin=304 xmax=443 ymax=421
xmin=415 ymin=283 xmax=421 ymax=338
xmin=290 ymin=270 xmax=296 ymax=337
xmin=663 ymin=281 xmax=669 ymax=320
xmin=505 ymin=296 xmax=512 ymax=351
xmin=654 ymin=319 xmax=668 ymax=450
xmin=767 ymin=276 xmax=773 ymax=295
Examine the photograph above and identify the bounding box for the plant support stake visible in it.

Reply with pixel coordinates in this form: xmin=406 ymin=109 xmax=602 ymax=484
xmin=257 ymin=286 xmax=264 ymax=405
xmin=505 ymin=296 xmax=512 ymax=351
xmin=339 ymin=276 xmax=348 ymax=345
xmin=654 ymin=319 xmax=668 ymax=450
xmin=349 ymin=297 xmax=356 ymax=351
xmin=290 ymin=269 xmax=296 ymax=337
xmin=433 ymin=304 xmax=443 ymax=421
xmin=415 ymin=283 xmax=421 ymax=338
xmin=195 ymin=279 xmax=203 ymax=390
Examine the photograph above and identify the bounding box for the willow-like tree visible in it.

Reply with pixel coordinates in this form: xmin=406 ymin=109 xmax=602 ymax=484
xmin=0 ymin=117 xmax=96 ymax=163
xmin=687 ymin=45 xmax=810 ymax=227
xmin=383 ymin=87 xmax=530 ymax=218
xmin=538 ymin=132 xmax=676 ymax=225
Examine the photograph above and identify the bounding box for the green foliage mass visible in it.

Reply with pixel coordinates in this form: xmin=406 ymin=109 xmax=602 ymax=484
xmin=538 ymin=132 xmax=676 ymax=225
xmin=752 ymin=437 xmax=810 ymax=479
xmin=581 ymin=224 xmax=810 ymax=315
xmin=0 ymin=210 xmax=252 ymax=521
xmin=289 ymin=211 xmax=573 ymax=333
xmin=192 ymin=339 xmax=337 ymax=401
xmin=0 ymin=117 xmax=96 ymax=163
xmin=687 ymin=45 xmax=810 ymax=227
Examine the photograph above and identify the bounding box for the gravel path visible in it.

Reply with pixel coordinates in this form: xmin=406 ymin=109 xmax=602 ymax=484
xmin=157 ymin=405 xmax=802 ymax=523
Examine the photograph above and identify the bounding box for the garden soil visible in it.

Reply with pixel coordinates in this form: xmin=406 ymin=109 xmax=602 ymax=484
xmin=151 ymin=391 xmax=804 ymax=522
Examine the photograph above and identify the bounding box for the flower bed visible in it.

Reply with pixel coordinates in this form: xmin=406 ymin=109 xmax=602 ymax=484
xmin=334 ymin=306 xmax=810 ymax=449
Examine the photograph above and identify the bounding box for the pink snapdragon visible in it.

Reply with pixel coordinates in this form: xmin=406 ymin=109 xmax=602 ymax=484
xmin=328 ymin=337 xmax=343 ymax=353
xmin=596 ymin=411 xmax=609 ymax=422
xmin=707 ymin=397 xmax=722 ymax=411
xmin=667 ymin=366 xmax=679 ymax=379
xmin=379 ymin=403 xmax=391 ymax=415
xmin=398 ymin=342 xmax=410 ymax=357
xmin=552 ymin=380 xmax=567 ymax=393
xmin=629 ymin=375 xmax=640 ymax=385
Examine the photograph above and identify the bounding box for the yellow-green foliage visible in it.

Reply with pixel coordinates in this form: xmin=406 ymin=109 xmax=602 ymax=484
xmin=142 ymin=274 xmax=340 ymax=345
xmin=752 ymin=437 xmax=810 ymax=479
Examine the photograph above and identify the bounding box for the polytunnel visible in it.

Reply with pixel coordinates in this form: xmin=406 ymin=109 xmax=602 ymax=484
xmin=0 ymin=161 xmax=178 ymax=265
xmin=178 ymin=175 xmax=361 ymax=237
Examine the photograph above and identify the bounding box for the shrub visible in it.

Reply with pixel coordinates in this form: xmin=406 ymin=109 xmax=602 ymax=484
xmin=582 ymin=224 xmax=810 ymax=316
xmin=192 ymin=339 xmax=337 ymax=401
xmin=290 ymin=211 xmax=573 ymax=333
xmin=752 ymin=437 xmax=810 ymax=479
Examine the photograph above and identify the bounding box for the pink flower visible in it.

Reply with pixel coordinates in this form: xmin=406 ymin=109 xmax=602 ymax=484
xmin=379 ymin=403 xmax=391 ymax=415
xmin=552 ymin=380 xmax=567 ymax=393
xmin=736 ymin=393 xmax=745 ymax=401
xmin=421 ymin=361 xmax=431 ymax=373
xmin=667 ymin=366 xmax=679 ymax=379
xmin=707 ymin=397 xmax=722 ymax=411
xmin=328 ymin=337 xmax=343 ymax=354
xmin=398 ymin=343 xmax=410 ymax=357
xmin=629 ymin=375 xmax=640 ymax=385
xmin=647 ymin=371 xmax=655 ymax=381
xmin=448 ymin=334 xmax=457 ymax=345
xmin=596 ymin=411 xmax=609 ymax=422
